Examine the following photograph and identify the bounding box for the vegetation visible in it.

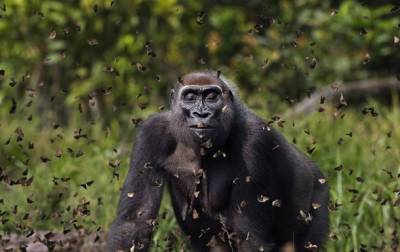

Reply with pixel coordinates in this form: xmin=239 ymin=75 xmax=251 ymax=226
xmin=0 ymin=0 xmax=399 ymax=251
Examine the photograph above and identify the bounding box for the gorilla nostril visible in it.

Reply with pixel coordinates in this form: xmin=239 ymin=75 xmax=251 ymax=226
xmin=201 ymin=112 xmax=211 ymax=118
xmin=192 ymin=112 xmax=199 ymax=118
xmin=193 ymin=111 xmax=211 ymax=118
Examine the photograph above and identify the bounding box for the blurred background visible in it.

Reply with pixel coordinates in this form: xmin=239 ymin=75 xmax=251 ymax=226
xmin=0 ymin=0 xmax=399 ymax=251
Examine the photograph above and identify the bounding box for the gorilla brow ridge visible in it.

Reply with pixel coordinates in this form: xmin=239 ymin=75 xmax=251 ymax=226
xmin=179 ymin=70 xmax=239 ymax=97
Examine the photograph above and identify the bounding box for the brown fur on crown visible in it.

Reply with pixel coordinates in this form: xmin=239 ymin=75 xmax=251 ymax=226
xmin=180 ymin=71 xmax=222 ymax=86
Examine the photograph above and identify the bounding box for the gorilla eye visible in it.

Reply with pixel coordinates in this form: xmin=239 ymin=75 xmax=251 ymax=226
xmin=183 ymin=92 xmax=197 ymax=102
xmin=205 ymin=92 xmax=219 ymax=102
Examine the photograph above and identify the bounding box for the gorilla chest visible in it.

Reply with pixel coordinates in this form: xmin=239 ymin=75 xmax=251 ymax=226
xmin=163 ymin=143 xmax=233 ymax=214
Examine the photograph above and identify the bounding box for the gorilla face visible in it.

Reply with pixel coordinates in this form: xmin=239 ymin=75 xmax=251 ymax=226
xmin=169 ymin=72 xmax=235 ymax=151
xmin=178 ymin=84 xmax=225 ymax=141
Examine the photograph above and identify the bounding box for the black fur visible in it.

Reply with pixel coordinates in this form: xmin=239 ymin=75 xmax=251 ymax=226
xmin=107 ymin=71 xmax=329 ymax=252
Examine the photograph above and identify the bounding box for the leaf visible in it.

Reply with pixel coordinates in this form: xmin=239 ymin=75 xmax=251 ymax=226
xmin=304 ymin=241 xmax=318 ymax=250
xmin=257 ymin=194 xmax=270 ymax=203
xmin=144 ymin=162 xmax=152 ymax=169
xmin=307 ymin=146 xmax=316 ymax=154
xmin=40 ymin=156 xmax=51 ymax=163
xmin=9 ymin=98 xmax=17 ymax=114
xmin=362 ymin=52 xmax=370 ymax=64
xmin=312 ymin=203 xmax=321 ymax=210
xmin=299 ymin=210 xmax=313 ymax=223
xmin=309 ymin=58 xmax=317 ymax=69
xmin=9 ymin=78 xmax=17 ymax=87
xmin=334 ymin=165 xmax=343 ymax=171
xmin=135 ymin=62 xmax=146 ymax=72
xmin=394 ymin=36 xmax=400 ymax=45
xmin=359 ymin=28 xmax=368 ymax=36
xmin=144 ymin=42 xmax=156 ymax=57
xmin=272 ymin=199 xmax=281 ymax=207
xmin=108 ymin=160 xmax=121 ymax=168
xmin=196 ymin=11 xmax=206 ymax=25
xmin=15 ymin=127 xmax=24 ymax=142
xmin=339 ymin=93 xmax=347 ymax=106
xmin=48 ymin=30 xmax=57 ymax=40
xmin=87 ymin=38 xmax=99 ymax=46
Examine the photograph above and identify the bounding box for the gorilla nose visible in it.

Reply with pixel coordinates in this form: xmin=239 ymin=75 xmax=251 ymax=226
xmin=192 ymin=111 xmax=211 ymax=119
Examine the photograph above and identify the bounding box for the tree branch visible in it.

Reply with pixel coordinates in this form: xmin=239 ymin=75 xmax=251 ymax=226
xmin=285 ymin=77 xmax=400 ymax=117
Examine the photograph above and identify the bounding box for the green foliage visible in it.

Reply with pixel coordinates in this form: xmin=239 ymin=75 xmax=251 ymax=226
xmin=0 ymin=0 xmax=400 ymax=251
xmin=1 ymin=0 xmax=399 ymax=124
xmin=280 ymin=101 xmax=400 ymax=251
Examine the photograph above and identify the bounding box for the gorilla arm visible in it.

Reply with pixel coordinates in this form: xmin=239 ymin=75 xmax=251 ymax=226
xmin=243 ymin=117 xmax=315 ymax=212
xmin=242 ymin=116 xmax=329 ymax=248
xmin=107 ymin=116 xmax=167 ymax=252
xmin=263 ymin=128 xmax=329 ymax=248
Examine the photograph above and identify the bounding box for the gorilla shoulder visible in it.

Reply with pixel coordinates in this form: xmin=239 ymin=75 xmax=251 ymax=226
xmin=132 ymin=112 xmax=176 ymax=163
xmin=137 ymin=112 xmax=170 ymax=135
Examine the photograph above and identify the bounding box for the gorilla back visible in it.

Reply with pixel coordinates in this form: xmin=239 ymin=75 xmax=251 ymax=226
xmin=107 ymin=71 xmax=329 ymax=252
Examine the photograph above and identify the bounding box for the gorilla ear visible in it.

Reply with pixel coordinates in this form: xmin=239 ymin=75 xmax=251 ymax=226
xmin=224 ymin=90 xmax=234 ymax=101
xmin=169 ymin=89 xmax=175 ymax=103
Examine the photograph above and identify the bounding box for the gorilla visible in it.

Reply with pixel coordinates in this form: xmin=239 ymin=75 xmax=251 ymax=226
xmin=107 ymin=71 xmax=329 ymax=252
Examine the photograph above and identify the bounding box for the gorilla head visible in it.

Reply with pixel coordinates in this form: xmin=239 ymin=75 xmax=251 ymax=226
xmin=170 ymin=71 xmax=235 ymax=151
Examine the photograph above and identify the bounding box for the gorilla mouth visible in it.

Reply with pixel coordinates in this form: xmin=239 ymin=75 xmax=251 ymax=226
xmin=189 ymin=122 xmax=214 ymax=130
xmin=189 ymin=127 xmax=215 ymax=132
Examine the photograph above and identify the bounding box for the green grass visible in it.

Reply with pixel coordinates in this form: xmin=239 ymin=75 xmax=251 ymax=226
xmin=280 ymin=102 xmax=400 ymax=251
xmin=0 ymin=100 xmax=399 ymax=251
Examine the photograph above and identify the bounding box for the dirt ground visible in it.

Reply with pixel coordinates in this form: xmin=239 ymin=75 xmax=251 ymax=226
xmin=0 ymin=230 xmax=106 ymax=252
